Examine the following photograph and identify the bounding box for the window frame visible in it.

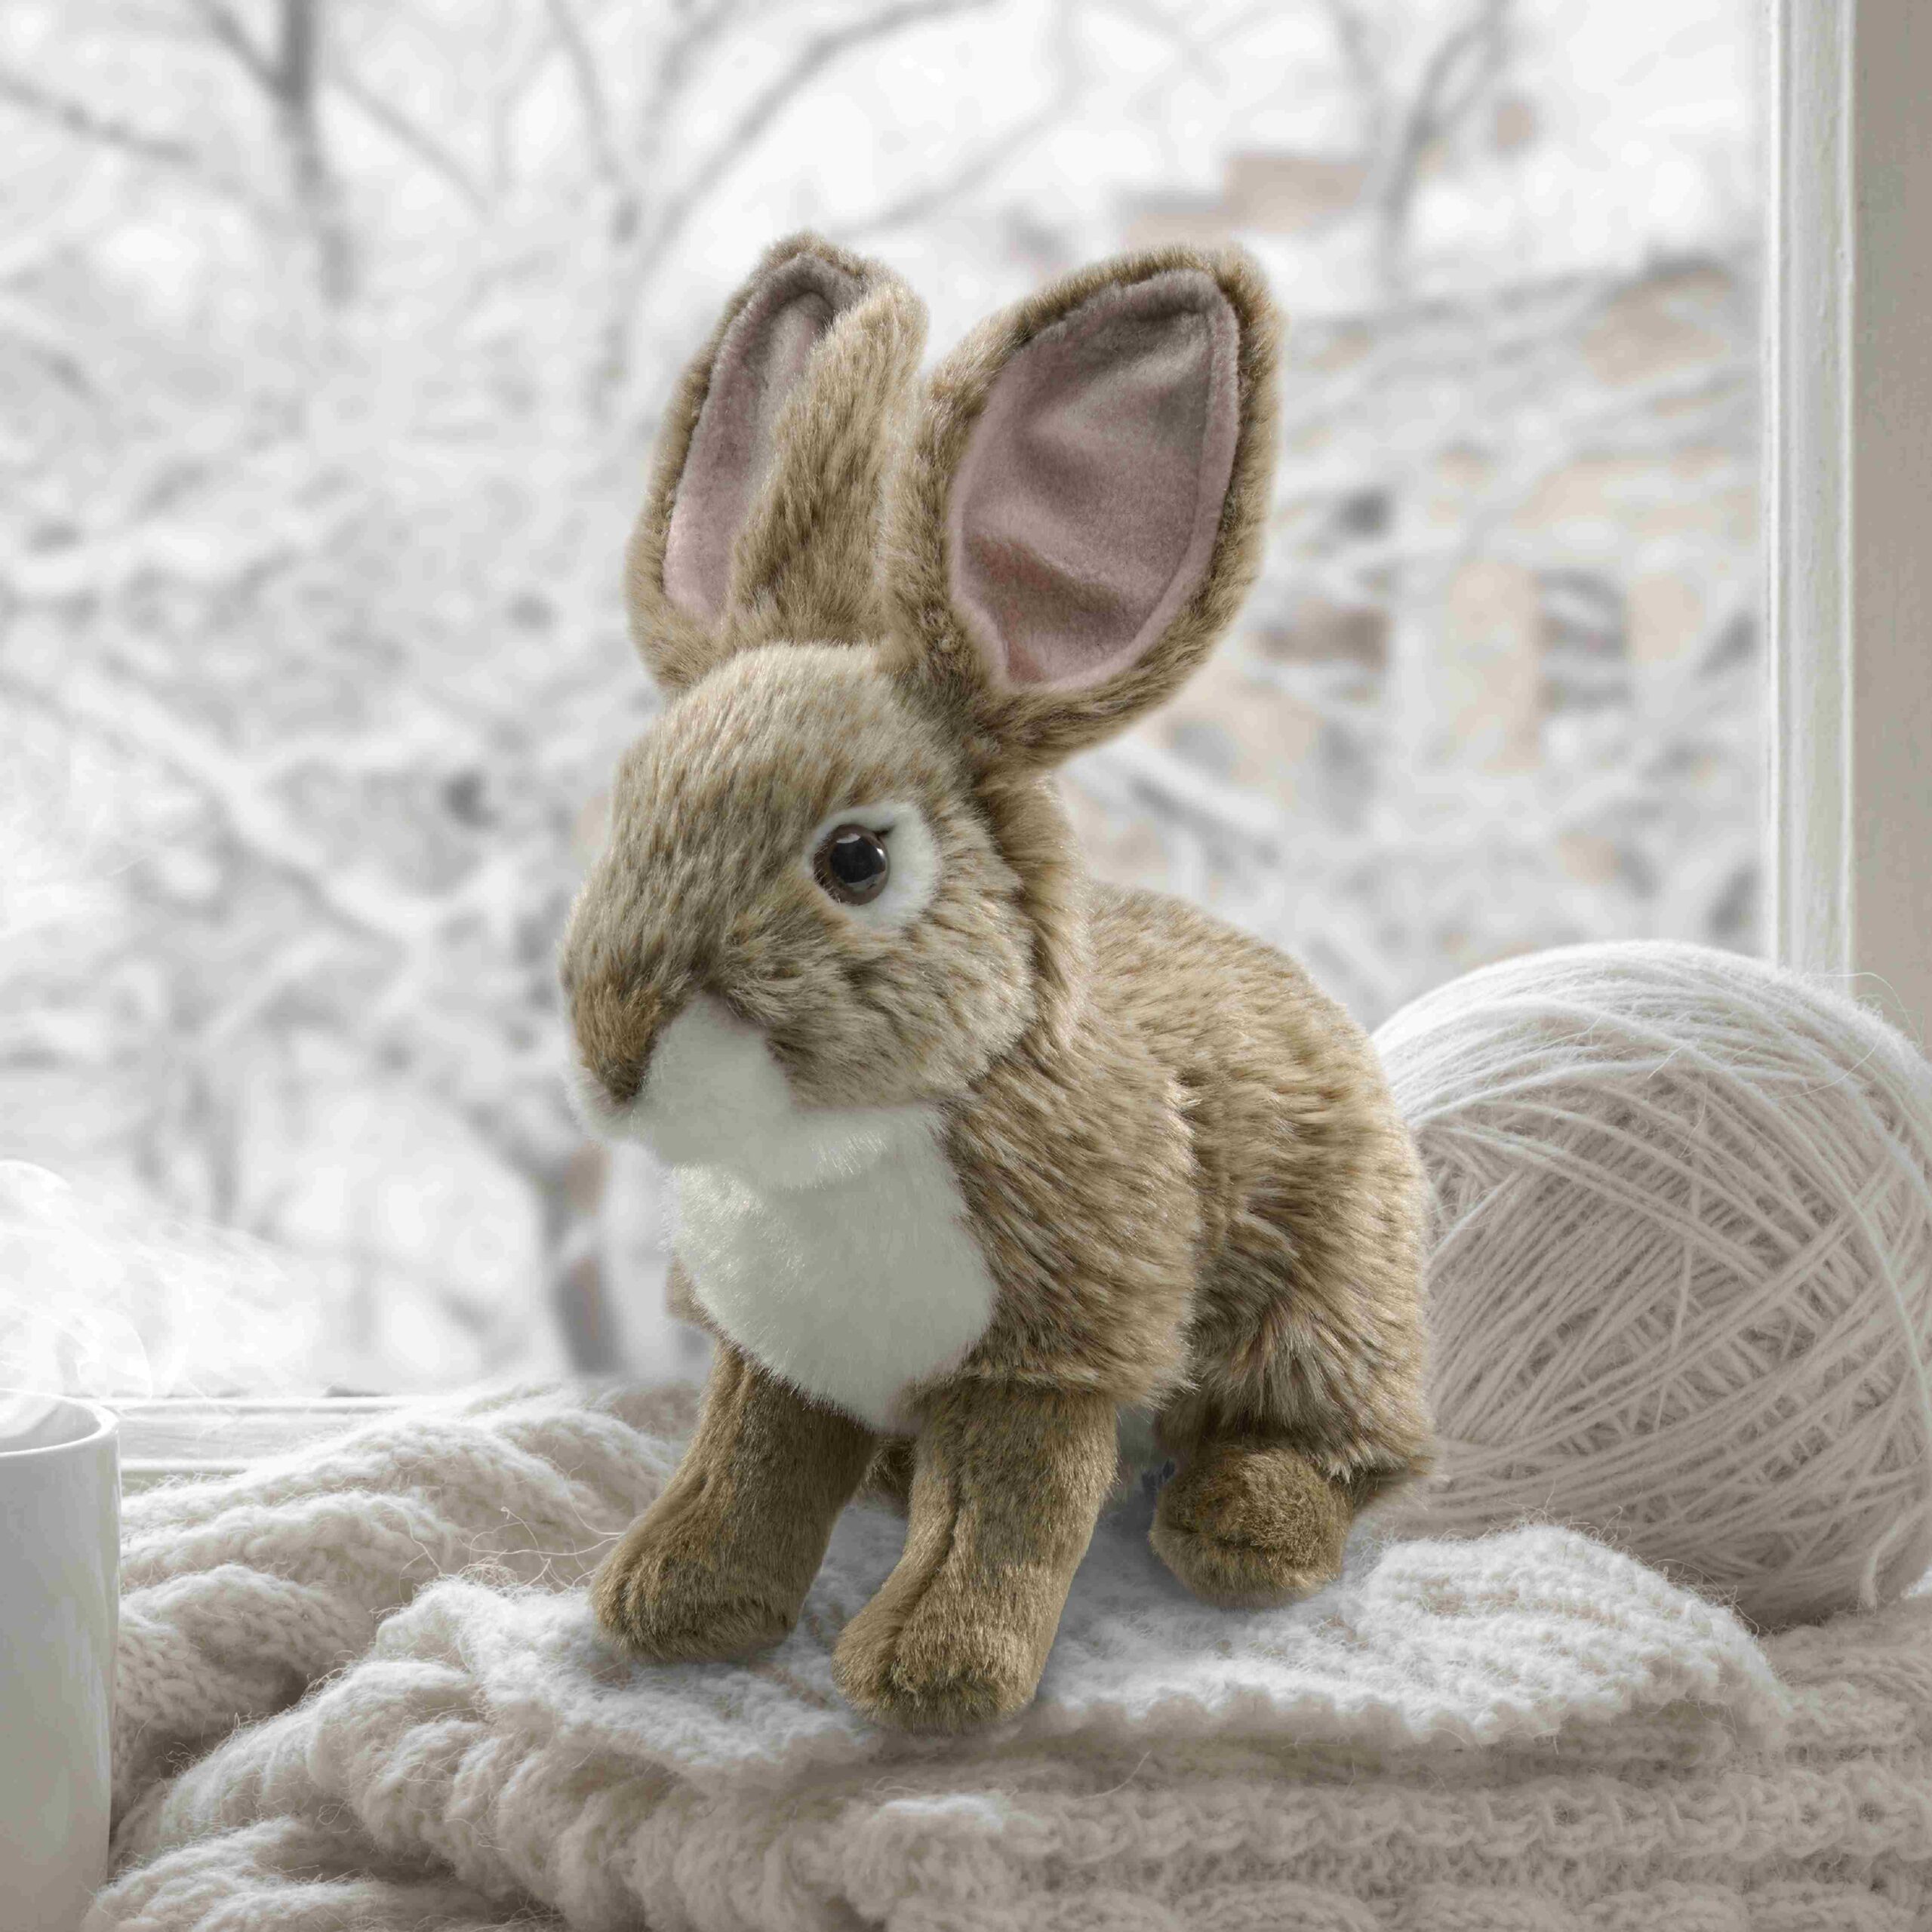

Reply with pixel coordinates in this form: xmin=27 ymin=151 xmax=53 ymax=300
xmin=1767 ymin=0 xmax=1932 ymax=1047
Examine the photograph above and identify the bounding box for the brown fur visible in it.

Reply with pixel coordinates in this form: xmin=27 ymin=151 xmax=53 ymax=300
xmin=831 ymin=1380 xmax=1120 ymax=1730
xmin=1090 ymin=888 xmax=1432 ymax=1494
xmin=879 ymin=245 xmax=1280 ymax=771
xmin=1150 ymin=1435 xmax=1356 ymax=1609
xmin=924 ymin=884 xmax=1432 ymax=1484
xmin=591 ymin=1342 xmax=876 ymax=1660
xmin=625 ymin=232 xmax=928 ymax=690
xmin=560 ymin=645 xmax=1036 ymax=1112
xmin=569 ymin=235 xmax=1432 ymax=1730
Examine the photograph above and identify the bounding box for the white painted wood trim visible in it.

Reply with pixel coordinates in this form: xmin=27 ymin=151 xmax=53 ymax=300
xmin=1767 ymin=1 xmax=1932 ymax=1048
xmin=117 ymin=1396 xmax=397 ymax=1491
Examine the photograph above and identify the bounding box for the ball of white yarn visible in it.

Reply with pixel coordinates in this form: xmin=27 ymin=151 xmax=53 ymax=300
xmin=1373 ymin=940 xmax=1932 ymax=1629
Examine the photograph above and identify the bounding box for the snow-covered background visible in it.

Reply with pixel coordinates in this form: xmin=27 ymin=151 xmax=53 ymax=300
xmin=0 ymin=0 xmax=1761 ymax=1397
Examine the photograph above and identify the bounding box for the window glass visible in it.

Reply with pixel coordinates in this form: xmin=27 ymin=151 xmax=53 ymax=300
xmin=0 ymin=0 xmax=1760 ymax=1395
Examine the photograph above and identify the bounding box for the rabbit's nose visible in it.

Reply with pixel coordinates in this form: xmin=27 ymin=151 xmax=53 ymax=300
xmin=570 ymin=977 xmax=668 ymax=1107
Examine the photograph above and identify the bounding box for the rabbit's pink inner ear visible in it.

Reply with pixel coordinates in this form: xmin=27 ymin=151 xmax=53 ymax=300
xmin=946 ymin=269 xmax=1241 ymax=693
xmin=663 ymin=257 xmax=861 ymax=623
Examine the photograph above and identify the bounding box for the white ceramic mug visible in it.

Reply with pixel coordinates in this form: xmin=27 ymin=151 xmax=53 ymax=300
xmin=0 ymin=1391 xmax=119 ymax=1932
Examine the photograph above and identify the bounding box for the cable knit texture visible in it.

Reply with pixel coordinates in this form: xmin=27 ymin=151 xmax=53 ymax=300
xmin=90 ymin=1383 xmax=1932 ymax=1930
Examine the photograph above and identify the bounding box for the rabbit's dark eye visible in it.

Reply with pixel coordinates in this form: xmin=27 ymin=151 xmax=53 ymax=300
xmin=814 ymin=824 xmax=890 ymax=906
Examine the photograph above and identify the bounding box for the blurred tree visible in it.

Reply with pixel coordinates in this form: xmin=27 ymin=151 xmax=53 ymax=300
xmin=0 ymin=0 xmax=1760 ymax=1392
xmin=0 ymin=0 xmax=1051 ymax=1386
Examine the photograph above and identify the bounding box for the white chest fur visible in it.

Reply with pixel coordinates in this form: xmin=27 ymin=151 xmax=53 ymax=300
xmin=672 ymin=1110 xmax=998 ymax=1432
xmin=590 ymin=994 xmax=999 ymax=1433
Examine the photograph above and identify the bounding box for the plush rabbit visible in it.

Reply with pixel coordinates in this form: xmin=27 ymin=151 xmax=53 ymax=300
xmin=561 ymin=233 xmax=1432 ymax=1731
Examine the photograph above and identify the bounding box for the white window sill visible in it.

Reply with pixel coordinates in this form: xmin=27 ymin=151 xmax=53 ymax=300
xmin=117 ymin=1398 xmax=399 ymax=1494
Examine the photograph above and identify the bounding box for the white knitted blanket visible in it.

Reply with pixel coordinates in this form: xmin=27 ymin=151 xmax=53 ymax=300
xmin=91 ymin=1383 xmax=1932 ymax=1931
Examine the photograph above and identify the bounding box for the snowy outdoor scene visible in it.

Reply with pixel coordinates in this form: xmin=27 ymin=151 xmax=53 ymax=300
xmin=0 ymin=0 xmax=1761 ymax=1398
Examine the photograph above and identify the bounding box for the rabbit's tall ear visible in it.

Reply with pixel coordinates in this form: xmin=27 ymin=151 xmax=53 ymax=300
xmin=883 ymin=249 xmax=1278 ymax=768
xmin=627 ymin=233 xmax=927 ymax=691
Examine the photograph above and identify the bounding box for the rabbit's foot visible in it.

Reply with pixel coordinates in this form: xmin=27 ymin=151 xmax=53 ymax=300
xmin=587 ymin=1506 xmax=799 ymax=1661
xmin=1151 ymin=1437 xmax=1352 ymax=1609
xmin=832 ymin=1571 xmax=1049 ymax=1730
xmin=592 ymin=1513 xmax=803 ymax=1663
xmin=832 ymin=1383 xmax=1115 ymax=1729
xmin=590 ymin=1343 xmax=878 ymax=1665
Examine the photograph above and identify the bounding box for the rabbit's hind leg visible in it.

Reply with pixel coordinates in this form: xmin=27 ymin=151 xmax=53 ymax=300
xmin=1149 ymin=1432 xmax=1353 ymax=1609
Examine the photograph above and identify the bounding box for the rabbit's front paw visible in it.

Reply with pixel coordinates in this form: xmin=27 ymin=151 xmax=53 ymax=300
xmin=1151 ymin=1438 xmax=1352 ymax=1609
xmin=591 ymin=1515 xmax=801 ymax=1664
xmin=832 ymin=1582 xmax=1045 ymax=1730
